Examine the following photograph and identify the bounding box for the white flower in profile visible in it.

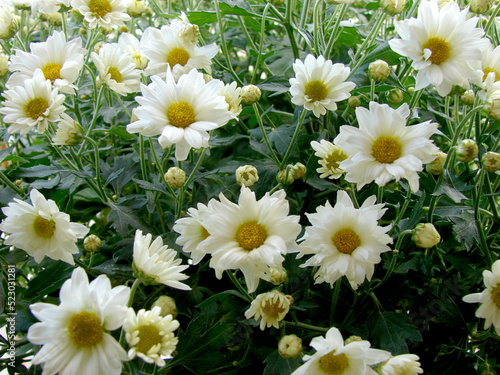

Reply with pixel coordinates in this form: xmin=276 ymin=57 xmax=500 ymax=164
xmin=124 ymin=306 xmax=180 ymax=367
xmin=0 ymin=3 xmax=17 ymax=40
xmin=27 ymin=267 xmax=131 ymax=375
xmin=380 ymin=354 xmax=424 ymax=375
xmin=198 ymin=186 xmax=301 ymax=293
xmin=463 ymin=259 xmax=500 ymax=335
xmin=118 ymin=32 xmax=149 ymax=69
xmin=0 ymin=69 xmax=66 ymax=135
xmin=474 ymin=41 xmax=500 ymax=99
xmin=298 ymin=190 xmax=392 ymax=289
xmin=71 ymin=0 xmax=131 ymax=28
xmin=0 ymin=189 xmax=89 ymax=264
xmin=127 ymin=68 xmax=236 ymax=161
xmin=52 ymin=113 xmax=84 ymax=146
xmin=132 ymin=230 xmax=191 ymax=290
xmin=289 ymin=54 xmax=355 ymax=117
xmin=7 ymin=30 xmax=86 ymax=94
xmin=334 ymin=102 xmax=438 ymax=192
xmin=245 ymin=290 xmax=291 ymax=330
xmin=311 ymin=139 xmax=348 ymax=180
xmin=218 ymin=81 xmax=243 ymax=116
xmin=388 ymin=0 xmax=487 ymax=96
xmin=91 ymin=42 xmax=141 ymax=95
xmin=291 ymin=326 xmax=391 ymax=375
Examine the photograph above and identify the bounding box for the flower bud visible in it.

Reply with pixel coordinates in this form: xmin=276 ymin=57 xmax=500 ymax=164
xmin=235 ymin=165 xmax=259 ymax=187
xmin=84 ymin=234 xmax=102 ymax=252
xmin=0 ymin=54 xmax=8 ymax=77
xmin=456 ymin=139 xmax=479 ymax=162
xmin=278 ymin=335 xmax=302 ymax=359
xmin=164 ymin=167 xmax=186 ymax=188
xmin=348 ymin=95 xmax=361 ymax=108
xmin=487 ymin=90 xmax=500 ymax=121
xmin=127 ymin=0 xmax=146 ymax=17
xmin=52 ymin=114 xmax=84 ymax=146
xmin=388 ymin=88 xmax=404 ymax=104
xmin=412 ymin=223 xmax=441 ymax=248
xmin=152 ymin=295 xmax=178 ymax=318
xmin=180 ymin=24 xmax=200 ymax=45
xmin=93 ymin=41 xmax=105 ymax=54
xmin=241 ymin=84 xmax=261 ymax=104
xmin=277 ymin=169 xmax=294 ymax=185
xmin=47 ymin=12 xmax=62 ymax=26
xmin=368 ymin=60 xmax=390 ymax=82
xmin=425 ymin=151 xmax=447 ymax=175
xmin=470 ymin=0 xmax=491 ymax=14
xmin=381 ymin=0 xmax=406 ymax=15
xmin=344 ymin=335 xmax=363 ymax=345
xmin=482 ymin=151 xmax=500 ymax=173
xmin=269 ymin=268 xmax=287 ymax=286
xmin=461 ymin=90 xmax=475 ymax=107
xmin=291 ymin=162 xmax=307 ymax=179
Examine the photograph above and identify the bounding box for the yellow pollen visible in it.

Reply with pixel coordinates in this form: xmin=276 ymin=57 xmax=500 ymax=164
xmin=167 ymin=47 xmax=190 ymax=67
xmin=304 ymin=80 xmax=328 ymax=102
xmin=24 ymin=97 xmax=49 ymax=120
xmin=67 ymin=311 xmax=103 ymax=347
xmin=491 ymin=285 xmax=500 ymax=308
xmin=324 ymin=149 xmax=348 ymax=171
xmin=261 ymin=300 xmax=286 ymax=318
xmin=236 ymin=222 xmax=267 ymax=250
xmin=135 ymin=324 xmax=162 ymax=354
xmin=483 ymin=67 xmax=500 ymax=82
xmin=200 ymin=226 xmax=210 ymax=240
xmin=422 ymin=37 xmax=451 ymax=65
xmin=42 ymin=62 xmax=62 ymax=82
xmin=372 ymin=136 xmax=401 ymax=164
xmin=107 ymin=67 xmax=123 ymax=83
xmin=319 ymin=351 xmax=349 ymax=375
xmin=88 ymin=0 xmax=112 ymax=18
xmin=33 ymin=215 xmax=56 ymax=238
xmin=167 ymin=101 xmax=196 ymax=128
xmin=332 ymin=228 xmax=360 ymax=255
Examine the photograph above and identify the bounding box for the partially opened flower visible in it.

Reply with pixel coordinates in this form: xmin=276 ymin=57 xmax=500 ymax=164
xmin=218 ymin=80 xmax=243 ymax=116
xmin=52 ymin=113 xmax=84 ymax=146
xmin=118 ymin=32 xmax=149 ymax=69
xmin=71 ymin=0 xmax=131 ymax=28
xmin=27 ymin=267 xmax=131 ymax=375
xmin=380 ymin=354 xmax=424 ymax=375
xmin=0 ymin=4 xmax=17 ymax=40
xmin=245 ymin=290 xmax=292 ymax=330
xmin=311 ymin=139 xmax=348 ymax=179
xmin=0 ymin=189 xmax=88 ymax=264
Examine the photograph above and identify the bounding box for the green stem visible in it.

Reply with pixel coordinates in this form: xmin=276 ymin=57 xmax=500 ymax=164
xmin=324 ymin=3 xmax=349 ymax=59
xmin=473 ymin=169 xmax=493 ymax=268
xmin=280 ymin=108 xmax=308 ymax=169
xmin=0 ymin=170 xmax=22 ymax=195
xmin=84 ymin=136 xmax=107 ymax=202
xmin=485 ymin=3 xmax=500 ymax=34
xmin=283 ymin=321 xmax=329 ymax=333
xmin=353 ymin=10 xmax=387 ymax=63
xmin=227 ymin=271 xmax=253 ymax=303
xmin=253 ymin=103 xmax=281 ymax=166
xmin=389 ymin=187 xmax=412 ymax=236
xmin=330 ymin=279 xmax=341 ymax=325
xmin=251 ymin=3 xmax=272 ymax=84
xmin=78 ymin=85 xmax=105 ymax=157
xmin=485 ymin=172 xmax=500 ymax=222
xmin=374 ymin=230 xmax=412 ymax=289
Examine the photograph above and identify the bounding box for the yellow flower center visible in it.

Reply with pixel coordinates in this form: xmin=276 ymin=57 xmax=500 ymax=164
xmin=24 ymin=97 xmax=49 ymax=120
xmin=332 ymin=228 xmax=360 ymax=255
xmin=305 ymin=80 xmax=328 ymax=102
xmin=167 ymin=47 xmax=190 ymax=67
xmin=422 ymin=37 xmax=451 ymax=65
xmin=67 ymin=311 xmax=103 ymax=347
xmin=200 ymin=226 xmax=210 ymax=240
xmin=319 ymin=351 xmax=349 ymax=375
xmin=107 ymin=67 xmax=123 ymax=83
xmin=483 ymin=67 xmax=500 ymax=82
xmin=236 ymin=221 xmax=267 ymax=250
xmin=33 ymin=215 xmax=56 ymax=238
xmin=167 ymin=101 xmax=196 ymax=128
xmin=42 ymin=62 xmax=62 ymax=82
xmin=323 ymin=148 xmax=348 ymax=171
xmin=491 ymin=285 xmax=500 ymax=308
xmin=261 ymin=299 xmax=286 ymax=318
xmin=88 ymin=0 xmax=112 ymax=18
xmin=372 ymin=136 xmax=401 ymax=164
xmin=136 ymin=324 xmax=162 ymax=354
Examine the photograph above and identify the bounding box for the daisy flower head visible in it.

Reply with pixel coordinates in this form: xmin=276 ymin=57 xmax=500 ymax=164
xmin=289 ymin=54 xmax=356 ymax=117
xmin=132 ymin=230 xmax=191 ymax=290
xmin=0 ymin=189 xmax=88 ymax=265
xmin=244 ymin=290 xmax=292 ymax=330
xmin=463 ymin=259 xmax=500 ymax=335
xmin=0 ymin=69 xmax=65 ymax=135
xmin=124 ymin=306 xmax=180 ymax=367
xmin=218 ymin=80 xmax=243 ymax=116
xmin=474 ymin=41 xmax=500 ymax=99
xmin=27 ymin=267 xmax=131 ymax=375
xmin=298 ymin=190 xmax=392 ymax=289
xmin=198 ymin=186 xmax=301 ymax=293
xmin=71 ymin=0 xmax=131 ymax=28
xmin=90 ymin=42 xmax=141 ymax=96
xmin=334 ymin=101 xmax=439 ymax=192
xmin=388 ymin=0 xmax=487 ymax=96
xmin=380 ymin=354 xmax=424 ymax=375
xmin=127 ymin=68 xmax=236 ymax=161
xmin=291 ymin=326 xmax=391 ymax=375
xmin=118 ymin=32 xmax=149 ymax=69
xmin=311 ymin=139 xmax=348 ymax=179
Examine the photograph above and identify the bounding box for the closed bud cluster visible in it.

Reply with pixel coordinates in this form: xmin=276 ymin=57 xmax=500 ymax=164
xmin=241 ymin=84 xmax=261 ymax=104
xmin=164 ymin=167 xmax=186 ymax=188
xmin=412 ymin=223 xmax=441 ymax=248
xmin=368 ymin=60 xmax=391 ymax=82
xmin=456 ymin=139 xmax=479 ymax=162
xmin=235 ymin=165 xmax=259 ymax=187
xmin=482 ymin=151 xmax=500 ymax=173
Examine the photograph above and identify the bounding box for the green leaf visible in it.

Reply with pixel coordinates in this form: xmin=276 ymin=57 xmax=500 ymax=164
xmin=451 ymin=210 xmax=480 ymax=250
xmin=107 ymin=198 xmax=149 ymax=237
xmin=24 ymin=262 xmax=74 ymax=300
xmin=263 ymin=350 xmax=302 ymax=375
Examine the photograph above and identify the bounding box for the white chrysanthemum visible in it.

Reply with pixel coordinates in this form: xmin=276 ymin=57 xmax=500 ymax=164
xmin=311 ymin=139 xmax=348 ymax=179
xmin=334 ymin=102 xmax=438 ymax=192
xmin=244 ymin=290 xmax=291 ymax=330
xmin=0 ymin=4 xmax=16 ymax=40
xmin=388 ymin=0 xmax=487 ymax=96
xmin=298 ymin=190 xmax=392 ymax=289
xmin=124 ymin=306 xmax=180 ymax=367
xmin=380 ymin=354 xmax=424 ymax=375
xmin=7 ymin=31 xmax=86 ymax=94
xmin=463 ymin=259 xmax=500 ymax=335
xmin=140 ymin=19 xmax=218 ymax=78
xmin=0 ymin=189 xmax=88 ymax=265
xmin=31 ymin=0 xmax=70 ymax=14
xmin=52 ymin=113 xmax=84 ymax=146
xmin=0 ymin=69 xmax=65 ymax=135
xmin=196 ymin=186 xmax=301 ymax=293
xmin=474 ymin=41 xmax=500 ymax=99
xmin=127 ymin=68 xmax=236 ymax=161
xmin=289 ymin=54 xmax=356 ymax=117
xmin=291 ymin=326 xmax=391 ymax=375
xmin=218 ymin=81 xmax=243 ymax=116
xmin=27 ymin=267 xmax=130 ymax=375
xmin=71 ymin=0 xmax=131 ymax=28
xmin=91 ymin=43 xmax=141 ymax=95
xmin=132 ymin=230 xmax=191 ymax=290
xmin=118 ymin=32 xmax=149 ymax=69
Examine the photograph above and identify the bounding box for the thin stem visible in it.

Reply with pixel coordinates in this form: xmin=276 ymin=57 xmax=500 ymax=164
xmin=330 ymin=280 xmax=341 ymax=325
xmin=473 ymin=169 xmax=493 ymax=268
xmin=324 ymin=3 xmax=349 ymax=59
xmin=253 ymin=103 xmax=281 ymax=166
xmin=226 ymin=271 xmax=253 ymax=303
xmin=353 ymin=10 xmax=387 ymax=62
xmin=283 ymin=320 xmax=329 ymax=333
xmin=280 ymin=108 xmax=308 ymax=169
xmin=251 ymin=3 xmax=272 ymax=84
xmin=0 ymin=170 xmax=23 ymax=195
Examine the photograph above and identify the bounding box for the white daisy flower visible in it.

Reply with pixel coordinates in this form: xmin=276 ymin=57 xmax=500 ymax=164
xmin=311 ymin=139 xmax=348 ymax=180
xmin=298 ymin=190 xmax=392 ymax=290
xmin=218 ymin=81 xmax=243 ymax=116
xmin=0 ymin=69 xmax=66 ymax=135
xmin=0 ymin=4 xmax=16 ymax=40
xmin=0 ymin=189 xmax=88 ymax=265
xmin=27 ymin=267 xmax=131 ymax=375
xmin=71 ymin=0 xmax=131 ymax=29
xmin=463 ymin=259 xmax=500 ymax=335
xmin=474 ymin=41 xmax=500 ymax=99
xmin=289 ymin=54 xmax=355 ymax=117
xmin=127 ymin=68 xmax=236 ymax=161
xmin=7 ymin=31 xmax=86 ymax=95
xmin=334 ymin=101 xmax=438 ymax=192
xmin=90 ymin=42 xmax=141 ymax=96
xmin=31 ymin=0 xmax=70 ymax=14
xmin=388 ymin=0 xmax=487 ymax=96
xmin=118 ymin=32 xmax=149 ymax=69
xmin=244 ymin=290 xmax=292 ymax=330
xmin=52 ymin=113 xmax=84 ymax=146
xmin=132 ymin=230 xmax=191 ymax=290
xmin=291 ymin=326 xmax=391 ymax=375
xmin=124 ymin=306 xmax=180 ymax=367
xmin=197 ymin=186 xmax=301 ymax=293
xmin=380 ymin=354 xmax=424 ymax=375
